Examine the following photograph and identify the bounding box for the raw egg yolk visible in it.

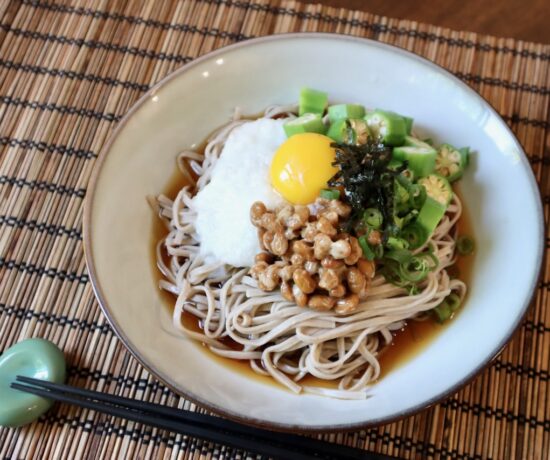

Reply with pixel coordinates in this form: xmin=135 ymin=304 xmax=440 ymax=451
xmin=270 ymin=133 xmax=338 ymax=205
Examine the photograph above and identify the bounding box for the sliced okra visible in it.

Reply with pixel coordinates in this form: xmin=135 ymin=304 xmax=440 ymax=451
xmin=392 ymin=136 xmax=437 ymax=178
xmin=435 ymin=144 xmax=469 ymax=182
xmin=283 ymin=113 xmax=326 ymax=137
xmin=364 ymin=109 xmax=407 ymax=146
xmin=416 ymin=196 xmax=447 ymax=236
xmin=327 ymin=104 xmax=366 ymax=122
xmin=327 ymin=119 xmax=369 ymax=144
xmin=298 ymin=88 xmax=328 ymax=116
xmin=418 ymin=174 xmax=453 ymax=206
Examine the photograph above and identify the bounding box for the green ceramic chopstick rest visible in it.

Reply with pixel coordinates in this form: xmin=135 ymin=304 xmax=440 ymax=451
xmin=0 ymin=338 xmax=66 ymax=427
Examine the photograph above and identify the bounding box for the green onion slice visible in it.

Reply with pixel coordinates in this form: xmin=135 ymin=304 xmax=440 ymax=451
xmin=400 ymin=223 xmax=428 ymax=249
xmin=386 ymin=236 xmax=409 ymax=250
xmin=358 ymin=236 xmax=374 ymax=260
xmin=446 ymin=293 xmax=462 ymax=311
xmin=320 ymin=189 xmax=340 ymax=200
xmin=433 ymin=292 xmax=462 ymax=322
xmin=384 ymin=248 xmax=413 ymax=265
xmin=433 ymin=302 xmax=452 ymax=322
xmin=456 ymin=235 xmax=475 ymax=256
xmin=363 ymin=208 xmax=383 ymax=229
xmin=409 ymin=184 xmax=427 ymax=209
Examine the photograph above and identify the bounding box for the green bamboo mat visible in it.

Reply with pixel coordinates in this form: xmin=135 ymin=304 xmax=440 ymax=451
xmin=0 ymin=1 xmax=549 ymax=459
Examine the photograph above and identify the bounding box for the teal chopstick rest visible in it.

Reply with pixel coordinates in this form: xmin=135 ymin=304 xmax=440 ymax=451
xmin=0 ymin=338 xmax=66 ymax=427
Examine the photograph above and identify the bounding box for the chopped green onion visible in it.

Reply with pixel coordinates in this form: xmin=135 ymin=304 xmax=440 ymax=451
xmin=389 ymin=159 xmax=404 ymax=170
xmin=446 ymin=293 xmax=462 ymax=311
xmin=433 ymin=302 xmax=452 ymax=322
xmin=394 ymin=177 xmax=410 ymax=206
xmin=381 ymin=244 xmax=438 ymax=289
xmin=394 ymin=175 xmax=421 ymax=220
xmin=363 ymin=208 xmax=383 ymax=229
xmin=384 ymin=223 xmax=401 ymax=238
xmin=283 ymin=113 xmax=326 ymax=137
xmin=402 ymin=259 xmax=431 ymax=282
xmin=358 ymin=235 xmax=376 ymax=260
xmin=456 ymin=235 xmax=475 ymax=256
xmin=409 ymin=183 xmax=427 ymax=209
xmin=401 ymin=168 xmax=415 ymax=182
xmin=400 ymin=223 xmax=428 ymax=249
xmin=320 ymin=189 xmax=340 ymax=200
xmin=419 ymin=244 xmax=439 ymax=268
xmin=386 ymin=236 xmax=409 ymax=250
xmin=384 ymin=255 xmax=428 ymax=284
xmin=328 ymin=103 xmax=366 ymax=122
xmin=299 ymin=88 xmax=328 ymax=116
xmin=384 ymin=248 xmax=413 ymax=265
xmin=388 ymin=158 xmax=405 ymax=171
xmin=433 ymin=292 xmax=462 ymax=322
xmin=394 ymin=210 xmax=418 ymax=230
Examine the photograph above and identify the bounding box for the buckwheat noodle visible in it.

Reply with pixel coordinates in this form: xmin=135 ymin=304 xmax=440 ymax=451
xmin=154 ymin=106 xmax=466 ymax=400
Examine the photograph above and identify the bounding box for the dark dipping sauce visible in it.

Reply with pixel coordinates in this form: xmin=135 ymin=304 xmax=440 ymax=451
xmin=151 ymin=167 xmax=475 ymax=389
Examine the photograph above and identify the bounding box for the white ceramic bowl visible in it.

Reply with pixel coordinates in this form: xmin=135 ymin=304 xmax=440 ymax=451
xmin=84 ymin=34 xmax=543 ymax=431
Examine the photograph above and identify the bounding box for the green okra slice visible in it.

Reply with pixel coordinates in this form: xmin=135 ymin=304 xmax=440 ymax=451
xmin=299 ymin=87 xmax=328 ymax=116
xmin=416 ymin=196 xmax=447 ymax=236
xmin=283 ymin=113 xmax=326 ymax=137
xmin=392 ymin=136 xmax=437 ymax=178
xmin=418 ymin=174 xmax=453 ymax=206
xmin=435 ymin=144 xmax=469 ymax=182
xmin=402 ymin=115 xmax=414 ymax=134
xmin=327 ymin=103 xmax=366 ymax=122
xmin=364 ymin=109 xmax=407 ymax=146
xmin=327 ymin=119 xmax=369 ymax=144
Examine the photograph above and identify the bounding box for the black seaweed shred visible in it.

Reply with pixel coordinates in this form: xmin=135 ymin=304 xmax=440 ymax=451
xmin=328 ymin=139 xmax=406 ymax=232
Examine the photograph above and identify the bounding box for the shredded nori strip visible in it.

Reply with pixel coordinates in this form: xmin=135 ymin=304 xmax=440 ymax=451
xmin=328 ymin=139 xmax=406 ymax=233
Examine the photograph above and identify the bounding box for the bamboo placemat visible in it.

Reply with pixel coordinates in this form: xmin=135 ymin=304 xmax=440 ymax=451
xmin=0 ymin=1 xmax=548 ymax=459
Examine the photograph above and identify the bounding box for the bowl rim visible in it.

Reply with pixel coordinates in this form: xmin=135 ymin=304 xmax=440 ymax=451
xmin=83 ymin=32 xmax=545 ymax=433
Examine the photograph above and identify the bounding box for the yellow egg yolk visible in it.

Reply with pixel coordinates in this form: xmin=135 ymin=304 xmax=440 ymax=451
xmin=270 ymin=133 xmax=338 ymax=205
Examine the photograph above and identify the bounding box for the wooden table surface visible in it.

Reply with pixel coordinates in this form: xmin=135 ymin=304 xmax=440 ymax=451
xmin=307 ymin=0 xmax=550 ymax=43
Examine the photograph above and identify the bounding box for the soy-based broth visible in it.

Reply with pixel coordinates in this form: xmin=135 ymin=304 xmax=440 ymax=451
xmin=151 ymin=160 xmax=474 ymax=389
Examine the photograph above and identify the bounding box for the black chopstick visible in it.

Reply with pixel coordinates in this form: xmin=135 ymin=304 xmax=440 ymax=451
xmin=12 ymin=376 xmax=395 ymax=460
xmin=14 ymin=375 xmax=371 ymax=459
xmin=12 ymin=376 xmax=365 ymax=459
xmin=11 ymin=381 xmax=315 ymax=460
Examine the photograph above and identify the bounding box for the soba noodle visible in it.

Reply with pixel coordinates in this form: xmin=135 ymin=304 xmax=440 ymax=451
xmin=155 ymin=106 xmax=466 ymax=400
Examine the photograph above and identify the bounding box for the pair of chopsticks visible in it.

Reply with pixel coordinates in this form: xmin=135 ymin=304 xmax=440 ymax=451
xmin=12 ymin=376 xmax=395 ymax=460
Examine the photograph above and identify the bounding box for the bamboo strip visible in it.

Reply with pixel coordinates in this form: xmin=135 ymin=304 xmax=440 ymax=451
xmin=0 ymin=0 xmax=549 ymax=459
